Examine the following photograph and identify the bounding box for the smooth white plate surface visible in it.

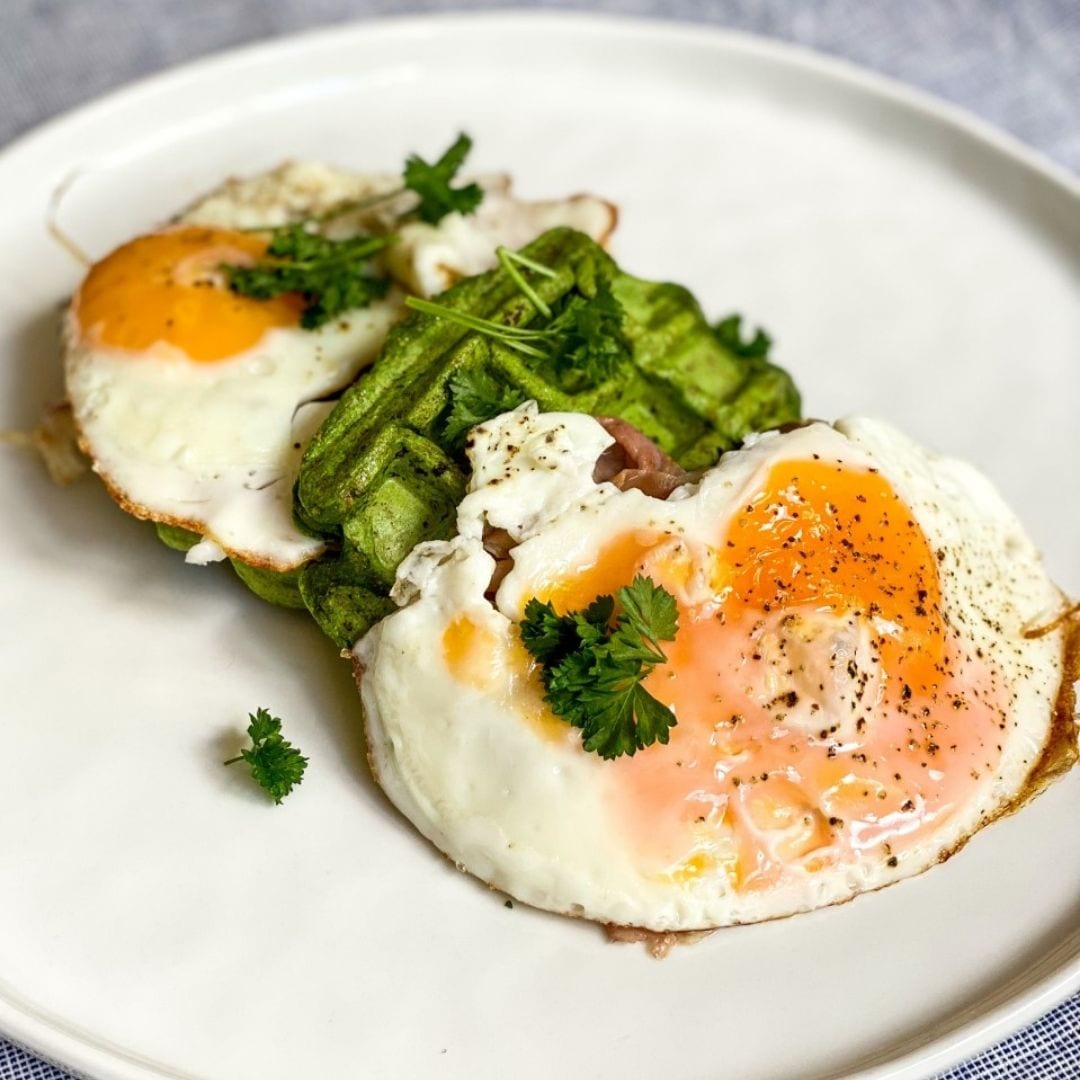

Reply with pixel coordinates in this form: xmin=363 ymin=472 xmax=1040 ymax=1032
xmin=0 ymin=13 xmax=1077 ymax=1080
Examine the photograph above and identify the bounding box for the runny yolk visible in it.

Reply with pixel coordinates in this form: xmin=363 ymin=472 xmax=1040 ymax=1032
xmin=73 ymin=226 xmax=304 ymax=362
xmin=541 ymin=459 xmax=1008 ymax=891
xmin=442 ymin=613 xmax=570 ymax=744
xmin=443 ymin=614 xmax=499 ymax=690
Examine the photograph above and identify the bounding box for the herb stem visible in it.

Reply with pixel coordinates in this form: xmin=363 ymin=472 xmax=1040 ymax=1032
xmin=500 ymin=247 xmax=558 ymax=280
xmin=404 ymin=296 xmax=553 ymax=357
xmin=314 ymin=186 xmax=408 ymax=225
xmin=497 ymin=245 xmax=553 ymax=318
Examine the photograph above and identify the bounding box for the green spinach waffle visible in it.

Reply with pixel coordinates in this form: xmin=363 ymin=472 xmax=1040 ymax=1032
xmin=288 ymin=227 xmax=800 ymax=647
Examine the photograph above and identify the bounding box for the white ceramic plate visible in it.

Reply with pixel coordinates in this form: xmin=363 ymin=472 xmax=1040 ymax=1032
xmin=1 ymin=13 xmax=1077 ymax=1080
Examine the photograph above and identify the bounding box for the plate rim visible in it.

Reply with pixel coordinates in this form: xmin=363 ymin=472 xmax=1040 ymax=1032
xmin=0 ymin=10 xmax=1076 ymax=1080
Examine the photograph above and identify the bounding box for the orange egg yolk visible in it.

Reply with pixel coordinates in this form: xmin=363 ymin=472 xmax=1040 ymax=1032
xmin=535 ymin=458 xmax=1009 ymax=890
xmin=442 ymin=613 xmax=571 ymax=744
xmin=73 ymin=226 xmax=304 ymax=362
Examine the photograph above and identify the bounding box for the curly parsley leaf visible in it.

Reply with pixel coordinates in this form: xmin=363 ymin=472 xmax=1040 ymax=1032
xmin=519 ymin=576 xmax=679 ymax=760
xmin=223 ymin=708 xmax=308 ymax=804
xmin=712 ymin=313 xmax=773 ymax=359
xmin=545 ymin=276 xmax=632 ymax=387
xmin=403 ymin=132 xmax=484 ymax=225
xmin=223 ymin=225 xmax=396 ymax=329
xmin=520 ymin=594 xmax=614 ymax=667
xmin=442 ymin=368 xmax=527 ymax=447
xmin=520 ymin=597 xmax=577 ymax=665
xmin=624 ymin=685 xmax=678 ymax=755
xmin=580 ymin=595 xmax=616 ymax=634
xmin=618 ymin=577 xmax=678 ymax=647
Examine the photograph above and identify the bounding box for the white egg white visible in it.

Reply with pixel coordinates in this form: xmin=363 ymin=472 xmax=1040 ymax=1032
xmin=64 ymin=163 xmax=617 ymax=570
xmin=358 ymin=405 xmax=1076 ymax=931
xmin=64 ymin=300 xmax=404 ymax=568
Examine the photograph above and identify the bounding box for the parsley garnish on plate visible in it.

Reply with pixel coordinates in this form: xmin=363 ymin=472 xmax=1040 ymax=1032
xmin=222 ymin=226 xmax=396 ymax=329
xmin=223 ymin=133 xmax=485 ymax=327
xmin=543 ymin=275 xmax=631 ymax=386
xmin=310 ymin=131 xmax=484 ymax=227
xmin=713 ymin=313 xmax=773 ymax=359
xmin=520 ymin=576 xmax=679 ymax=760
xmin=224 ymin=708 xmax=308 ymax=804
xmin=442 ymin=367 xmax=527 ymax=447
xmin=406 ymin=247 xmax=632 ymax=388
xmin=403 ymin=132 xmax=484 ymax=224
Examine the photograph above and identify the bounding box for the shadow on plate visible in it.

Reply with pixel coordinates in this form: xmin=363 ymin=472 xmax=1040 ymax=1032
xmin=2 ymin=301 xmax=403 ymax=828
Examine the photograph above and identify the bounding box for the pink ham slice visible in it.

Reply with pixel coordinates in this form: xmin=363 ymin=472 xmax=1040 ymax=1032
xmin=483 ymin=526 xmax=518 ymax=596
xmin=591 ymin=416 xmax=689 ymax=498
xmin=482 ymin=417 xmax=688 ymax=596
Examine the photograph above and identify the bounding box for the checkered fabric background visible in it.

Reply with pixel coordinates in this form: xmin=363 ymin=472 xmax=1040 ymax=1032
xmin=1 ymin=2 xmax=1077 ymax=1077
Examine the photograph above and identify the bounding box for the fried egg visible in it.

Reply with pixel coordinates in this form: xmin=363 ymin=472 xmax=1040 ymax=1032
xmin=358 ymin=405 xmax=1077 ymax=930
xmin=63 ymin=164 xmax=616 ymax=570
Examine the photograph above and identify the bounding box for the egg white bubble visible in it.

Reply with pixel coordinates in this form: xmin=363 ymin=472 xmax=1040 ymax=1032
xmin=359 ymin=406 xmax=1071 ymax=930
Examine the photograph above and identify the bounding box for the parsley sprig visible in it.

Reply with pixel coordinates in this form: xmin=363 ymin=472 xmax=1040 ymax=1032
xmin=406 ymin=246 xmax=631 ymax=388
xmin=223 ymin=226 xmax=396 ymax=329
xmin=224 ymin=708 xmax=308 ymax=804
xmin=223 ymin=133 xmax=485 ymax=327
xmin=305 ymin=132 xmax=484 ymax=227
xmin=545 ymin=276 xmax=630 ymax=386
xmin=403 ymin=132 xmax=484 ymax=224
xmin=443 ymin=367 xmax=527 ymax=447
xmin=520 ymin=577 xmax=679 ymax=759
xmin=713 ymin=313 xmax=773 ymax=358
